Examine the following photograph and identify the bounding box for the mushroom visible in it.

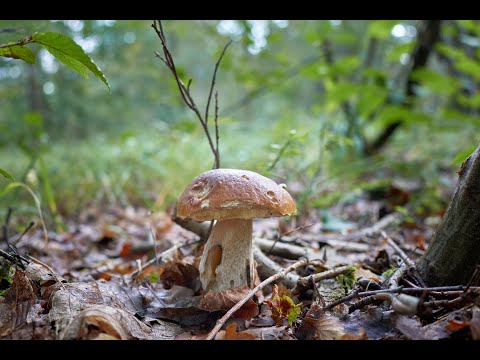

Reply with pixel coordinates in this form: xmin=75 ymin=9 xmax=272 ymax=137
xmin=176 ymin=169 xmax=296 ymax=292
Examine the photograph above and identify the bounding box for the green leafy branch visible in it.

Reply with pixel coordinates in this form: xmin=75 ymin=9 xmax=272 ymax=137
xmin=0 ymin=31 xmax=109 ymax=90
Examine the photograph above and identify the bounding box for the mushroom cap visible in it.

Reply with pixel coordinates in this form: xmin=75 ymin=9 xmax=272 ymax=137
xmin=176 ymin=169 xmax=296 ymax=221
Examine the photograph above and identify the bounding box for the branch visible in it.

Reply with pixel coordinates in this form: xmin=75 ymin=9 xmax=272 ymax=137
xmin=152 ymin=20 xmax=230 ymax=169
xmin=205 ymin=258 xmax=309 ymax=340
xmin=205 ymin=42 xmax=232 ymax=125
xmin=253 ymin=246 xmax=299 ymax=287
xmin=292 ymin=265 xmax=353 ymax=295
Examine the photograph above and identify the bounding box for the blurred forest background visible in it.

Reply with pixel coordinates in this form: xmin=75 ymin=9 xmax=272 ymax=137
xmin=1 ymin=20 xmax=479 ymax=226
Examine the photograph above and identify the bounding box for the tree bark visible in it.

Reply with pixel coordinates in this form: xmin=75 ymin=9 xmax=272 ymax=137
xmin=417 ymin=143 xmax=480 ymax=286
xmin=365 ymin=20 xmax=442 ymax=155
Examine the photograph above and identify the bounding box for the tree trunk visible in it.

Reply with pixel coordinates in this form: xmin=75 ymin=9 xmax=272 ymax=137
xmin=365 ymin=20 xmax=442 ymax=156
xmin=417 ymin=143 xmax=480 ymax=286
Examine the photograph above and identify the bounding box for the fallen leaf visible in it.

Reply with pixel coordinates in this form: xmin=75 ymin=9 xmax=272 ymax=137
xmin=445 ymin=319 xmax=471 ymax=331
xmin=160 ymin=258 xmax=201 ymax=292
xmin=354 ymin=267 xmax=381 ymax=283
xmin=118 ymin=242 xmax=131 ymax=257
xmin=296 ymin=314 xmax=345 ymax=340
xmin=48 ymin=286 xmax=182 ymax=340
xmin=199 ymin=285 xmax=259 ymax=320
xmin=265 ymin=284 xmax=302 ymax=326
xmin=413 ymin=234 xmax=426 ymax=251
xmin=395 ymin=315 xmax=448 ymax=340
xmin=339 ymin=328 xmax=368 ymax=340
xmin=225 ymin=322 xmax=256 ymax=340
xmin=0 ymin=268 xmax=38 ymax=335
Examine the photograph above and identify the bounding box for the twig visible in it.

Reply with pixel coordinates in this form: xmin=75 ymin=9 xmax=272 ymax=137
xmin=324 ymin=285 xmax=480 ymax=311
xmin=152 ymin=20 xmax=230 ymax=169
xmin=27 ymin=255 xmax=66 ymax=290
xmin=298 ymin=213 xmax=402 ymax=244
xmin=214 ymin=91 xmax=220 ymax=168
xmin=125 ymin=239 xmax=202 ymax=280
xmin=205 ymin=258 xmax=309 ymax=340
xmin=253 ymin=246 xmax=299 ymax=287
xmin=0 ymin=248 xmax=26 ymax=270
xmin=0 ymin=34 xmax=34 ymax=49
xmin=254 ymin=237 xmax=310 ymax=260
xmin=382 ymin=231 xmax=426 ymax=287
xmin=205 ymin=44 xmax=231 ymax=125
xmin=267 ymin=222 xmax=314 ymax=255
xmin=292 ymin=265 xmax=353 ymax=295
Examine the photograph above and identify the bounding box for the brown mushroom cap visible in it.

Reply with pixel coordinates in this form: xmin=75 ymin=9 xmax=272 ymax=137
xmin=176 ymin=169 xmax=296 ymax=221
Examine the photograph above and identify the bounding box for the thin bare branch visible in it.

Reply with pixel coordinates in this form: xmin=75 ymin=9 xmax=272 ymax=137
xmin=152 ymin=20 xmax=229 ymax=170
xmin=292 ymin=265 xmax=353 ymax=295
xmin=205 ymin=40 xmax=232 ymax=125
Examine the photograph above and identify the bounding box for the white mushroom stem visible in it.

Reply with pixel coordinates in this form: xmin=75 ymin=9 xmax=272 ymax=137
xmin=199 ymin=218 xmax=254 ymax=292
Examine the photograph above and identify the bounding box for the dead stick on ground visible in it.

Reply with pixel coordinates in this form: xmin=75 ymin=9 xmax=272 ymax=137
xmin=253 ymin=246 xmax=300 ymax=287
xmin=292 ymin=265 xmax=353 ymax=295
xmin=306 ymin=213 xmax=402 ymax=242
xmin=206 ymin=258 xmax=309 ymax=340
xmin=382 ymin=231 xmax=426 ymax=288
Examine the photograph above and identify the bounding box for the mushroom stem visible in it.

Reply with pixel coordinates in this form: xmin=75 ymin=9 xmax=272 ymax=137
xmin=199 ymin=218 xmax=254 ymax=292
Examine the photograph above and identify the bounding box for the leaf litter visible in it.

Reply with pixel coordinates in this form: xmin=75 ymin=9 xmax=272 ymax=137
xmin=0 ymin=185 xmax=479 ymax=340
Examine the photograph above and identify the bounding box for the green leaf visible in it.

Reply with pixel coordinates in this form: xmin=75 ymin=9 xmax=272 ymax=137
xmin=410 ymin=68 xmax=461 ymax=95
xmin=324 ymin=82 xmax=359 ymax=112
xmin=368 ymin=20 xmax=399 ymax=39
xmin=0 ymin=168 xmax=14 ymax=181
xmin=385 ymin=42 xmax=415 ymax=63
xmin=456 ymin=20 xmax=480 ymax=36
xmin=0 ymin=44 xmax=35 ymax=64
xmin=32 ymin=32 xmax=109 ymax=90
xmin=357 ymin=84 xmax=389 ymax=119
xmin=285 ymin=297 xmax=302 ymax=326
xmin=452 ymin=146 xmax=477 ymax=166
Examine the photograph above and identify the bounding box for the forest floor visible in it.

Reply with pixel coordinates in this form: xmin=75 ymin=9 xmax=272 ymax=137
xmin=1 ymin=179 xmax=479 ymax=341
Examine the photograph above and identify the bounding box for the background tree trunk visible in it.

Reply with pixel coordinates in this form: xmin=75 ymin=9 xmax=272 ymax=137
xmin=365 ymin=20 xmax=442 ymax=155
xmin=417 ymin=143 xmax=480 ymax=286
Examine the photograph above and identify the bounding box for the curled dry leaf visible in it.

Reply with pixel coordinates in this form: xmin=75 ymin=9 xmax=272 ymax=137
xmin=296 ymin=314 xmax=345 ymax=340
xmin=339 ymin=327 xmax=368 ymax=340
xmin=199 ymin=285 xmax=259 ymax=320
xmin=224 ymin=322 xmax=256 ymax=340
xmin=48 ymin=284 xmax=182 ymax=339
xmin=0 ymin=268 xmax=38 ymax=336
xmin=160 ymin=258 xmax=201 ymax=292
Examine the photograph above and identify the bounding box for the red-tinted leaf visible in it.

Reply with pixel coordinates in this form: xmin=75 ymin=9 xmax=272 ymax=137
xmin=446 ymin=319 xmax=471 ymax=331
xmin=225 ymin=322 xmax=256 ymax=340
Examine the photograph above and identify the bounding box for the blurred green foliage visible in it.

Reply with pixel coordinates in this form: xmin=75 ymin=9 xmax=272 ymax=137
xmin=1 ymin=20 xmax=479 ymax=224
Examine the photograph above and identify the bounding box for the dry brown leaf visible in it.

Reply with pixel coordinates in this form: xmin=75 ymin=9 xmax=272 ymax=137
xmin=225 ymin=322 xmax=256 ymax=340
xmin=199 ymin=285 xmax=259 ymax=320
xmin=160 ymin=259 xmax=201 ymax=291
xmin=296 ymin=314 xmax=345 ymax=340
xmin=395 ymin=315 xmax=448 ymax=340
xmin=0 ymin=268 xmax=38 ymax=335
xmin=339 ymin=328 xmax=368 ymax=340
xmin=354 ymin=267 xmax=381 ymax=283
xmin=445 ymin=319 xmax=471 ymax=331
